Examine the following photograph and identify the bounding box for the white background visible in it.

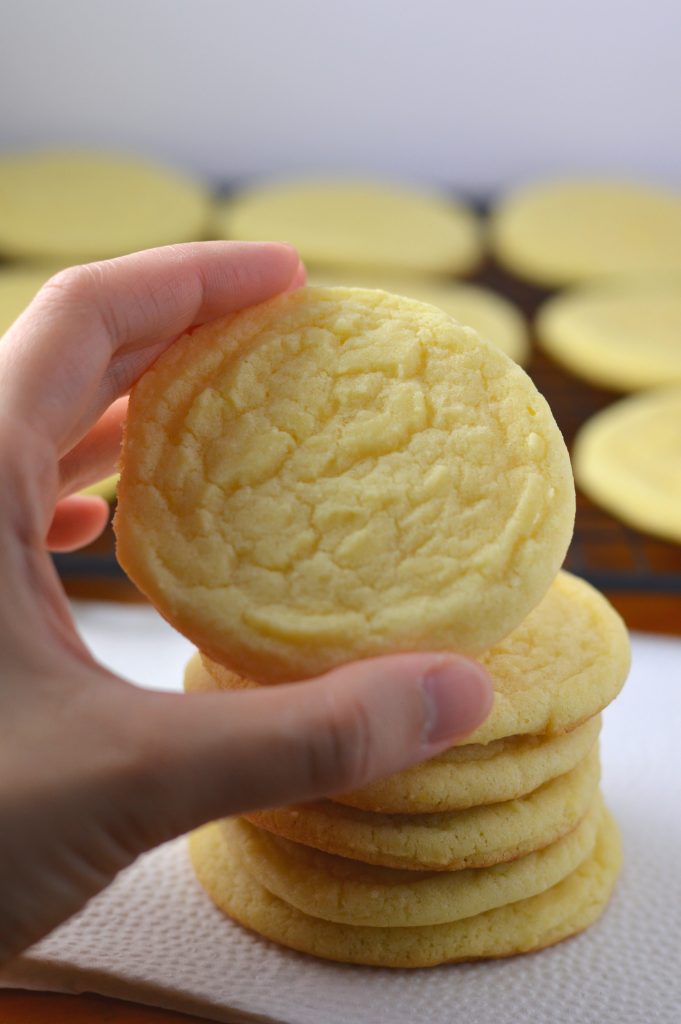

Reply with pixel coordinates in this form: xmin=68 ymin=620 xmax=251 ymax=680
xmin=1 ymin=0 xmax=681 ymax=194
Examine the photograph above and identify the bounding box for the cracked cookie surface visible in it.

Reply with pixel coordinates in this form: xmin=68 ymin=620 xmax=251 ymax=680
xmin=115 ymin=286 xmax=574 ymax=682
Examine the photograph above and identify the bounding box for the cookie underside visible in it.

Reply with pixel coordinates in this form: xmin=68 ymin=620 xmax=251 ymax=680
xmin=189 ymin=808 xmax=621 ymax=968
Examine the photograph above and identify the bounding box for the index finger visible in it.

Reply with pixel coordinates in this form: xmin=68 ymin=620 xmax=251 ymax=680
xmin=0 ymin=241 xmax=300 ymax=454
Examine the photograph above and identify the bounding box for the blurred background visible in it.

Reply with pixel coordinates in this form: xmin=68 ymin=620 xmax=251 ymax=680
xmin=1 ymin=0 xmax=681 ymax=630
xmin=2 ymin=0 xmax=680 ymax=188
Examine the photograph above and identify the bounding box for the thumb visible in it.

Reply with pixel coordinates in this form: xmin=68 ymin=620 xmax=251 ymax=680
xmin=128 ymin=653 xmax=493 ymax=841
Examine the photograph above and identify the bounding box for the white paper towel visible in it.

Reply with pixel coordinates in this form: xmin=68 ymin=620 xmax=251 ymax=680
xmin=1 ymin=605 xmax=680 ymax=1024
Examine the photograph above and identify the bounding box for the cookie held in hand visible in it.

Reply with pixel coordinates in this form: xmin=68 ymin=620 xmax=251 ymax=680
xmin=115 ymin=286 xmax=574 ymax=682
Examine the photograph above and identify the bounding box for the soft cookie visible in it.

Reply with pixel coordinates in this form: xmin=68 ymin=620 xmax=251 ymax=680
xmin=491 ymin=178 xmax=681 ymax=286
xmin=309 ymin=272 xmax=529 ymax=364
xmin=186 ymin=653 xmax=601 ymax=812
xmin=0 ymin=149 xmax=210 ymax=262
xmin=225 ymin=797 xmax=603 ymax=927
xmin=573 ymin=386 xmax=681 ymax=544
xmin=115 ymin=286 xmax=574 ymax=682
xmin=199 ymin=571 xmax=629 ymax=743
xmin=537 ymin=281 xmax=681 ymax=391
xmin=244 ymin=746 xmax=600 ymax=871
xmin=214 ymin=179 xmax=483 ymax=276
xmin=189 ymin=807 xmax=621 ymax=967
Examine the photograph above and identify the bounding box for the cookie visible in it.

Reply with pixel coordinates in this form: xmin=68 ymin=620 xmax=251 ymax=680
xmin=537 ymin=281 xmax=681 ymax=391
xmin=224 ymin=797 xmax=603 ymax=927
xmin=491 ymin=179 xmax=681 ymax=286
xmin=573 ymin=386 xmax=681 ymax=544
xmin=213 ymin=179 xmax=483 ymax=276
xmin=115 ymin=286 xmax=574 ymax=682
xmin=310 ymin=272 xmax=529 ymax=364
xmin=185 ymin=654 xmax=601 ymax=812
xmin=189 ymin=807 xmax=621 ymax=967
xmin=0 ymin=266 xmax=56 ymax=336
xmin=244 ymin=745 xmax=600 ymax=871
xmin=334 ymin=716 xmax=600 ymax=813
xmin=0 ymin=150 xmax=210 ymax=262
xmin=80 ymin=474 xmax=119 ymax=502
xmin=200 ymin=570 xmax=629 ymax=744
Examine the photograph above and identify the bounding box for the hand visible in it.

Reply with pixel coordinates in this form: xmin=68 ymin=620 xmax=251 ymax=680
xmin=0 ymin=242 xmax=493 ymax=963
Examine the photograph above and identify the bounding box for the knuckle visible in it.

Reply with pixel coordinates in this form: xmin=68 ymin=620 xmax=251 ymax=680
xmin=40 ymin=263 xmax=121 ymax=343
xmin=42 ymin=263 xmax=104 ymax=305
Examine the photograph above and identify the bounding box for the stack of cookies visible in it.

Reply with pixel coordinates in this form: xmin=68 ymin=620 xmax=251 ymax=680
xmin=184 ymin=568 xmax=628 ymax=967
xmin=114 ymin=286 xmax=630 ymax=967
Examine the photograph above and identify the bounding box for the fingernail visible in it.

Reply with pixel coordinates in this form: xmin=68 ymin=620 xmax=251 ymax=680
xmin=422 ymin=658 xmax=494 ymax=746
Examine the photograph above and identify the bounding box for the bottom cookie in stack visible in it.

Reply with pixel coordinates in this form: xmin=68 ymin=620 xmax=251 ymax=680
xmin=187 ymin=571 xmax=630 ymax=966
xmin=189 ymin=801 xmax=621 ymax=967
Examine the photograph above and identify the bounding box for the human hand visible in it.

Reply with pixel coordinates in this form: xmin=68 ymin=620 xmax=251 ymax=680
xmin=0 ymin=242 xmax=493 ymax=963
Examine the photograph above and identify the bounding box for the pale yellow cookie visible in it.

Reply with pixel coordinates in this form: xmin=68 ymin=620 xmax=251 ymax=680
xmin=0 ymin=266 xmax=56 ymax=336
xmin=573 ymin=386 xmax=681 ymax=543
xmin=245 ymin=745 xmax=600 ymax=870
xmin=537 ymin=281 xmax=681 ymax=391
xmin=225 ymin=796 xmax=603 ymax=927
xmin=310 ymin=272 xmax=529 ymax=364
xmin=200 ymin=570 xmax=629 ymax=744
xmin=185 ymin=654 xmax=601 ymax=812
xmin=334 ymin=716 xmax=600 ymax=813
xmin=115 ymin=286 xmax=574 ymax=682
xmin=189 ymin=807 xmax=621 ymax=967
xmin=492 ymin=179 xmax=681 ymax=286
xmin=215 ymin=179 xmax=483 ymax=276
xmin=80 ymin=474 xmax=119 ymax=502
xmin=0 ymin=150 xmax=211 ymax=262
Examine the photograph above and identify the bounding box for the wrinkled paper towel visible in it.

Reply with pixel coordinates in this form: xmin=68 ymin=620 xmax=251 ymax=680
xmin=1 ymin=603 xmax=680 ymax=1024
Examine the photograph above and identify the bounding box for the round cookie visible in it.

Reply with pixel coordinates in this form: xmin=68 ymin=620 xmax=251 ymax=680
xmin=244 ymin=745 xmax=600 ymax=871
xmin=214 ymin=179 xmax=483 ymax=276
xmin=200 ymin=570 xmax=629 ymax=744
xmin=225 ymin=797 xmax=603 ymax=928
xmin=189 ymin=808 xmax=622 ymax=967
xmin=115 ymin=286 xmax=574 ymax=683
xmin=537 ymin=281 xmax=681 ymax=391
xmin=573 ymin=386 xmax=681 ymax=544
xmin=310 ymin=272 xmax=529 ymax=364
xmin=185 ymin=654 xmax=601 ymax=812
xmin=335 ymin=715 xmax=600 ymax=813
xmin=0 ymin=150 xmax=211 ymax=262
xmin=491 ymin=179 xmax=681 ymax=287
xmin=0 ymin=266 xmax=56 ymax=336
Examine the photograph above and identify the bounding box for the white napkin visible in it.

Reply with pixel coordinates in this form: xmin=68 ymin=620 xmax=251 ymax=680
xmin=1 ymin=605 xmax=680 ymax=1024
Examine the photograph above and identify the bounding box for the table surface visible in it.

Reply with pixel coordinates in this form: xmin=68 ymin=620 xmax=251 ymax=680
xmin=0 ymin=990 xmax=221 ymax=1023
xmin=5 ymin=249 xmax=681 ymax=1023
